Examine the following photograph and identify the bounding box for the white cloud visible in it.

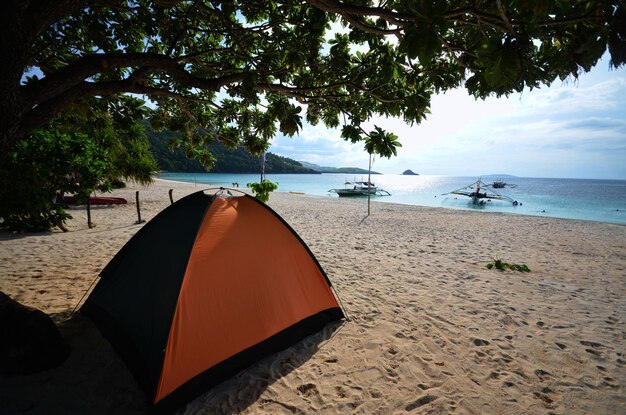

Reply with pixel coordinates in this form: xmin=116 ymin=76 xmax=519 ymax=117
xmin=269 ymin=56 xmax=626 ymax=179
xmin=514 ymin=77 xmax=626 ymax=115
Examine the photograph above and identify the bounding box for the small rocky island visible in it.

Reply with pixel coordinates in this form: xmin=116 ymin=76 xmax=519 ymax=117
xmin=402 ymin=169 xmax=419 ymax=176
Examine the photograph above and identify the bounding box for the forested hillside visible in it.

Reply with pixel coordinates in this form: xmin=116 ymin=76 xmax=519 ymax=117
xmin=145 ymin=124 xmax=318 ymax=174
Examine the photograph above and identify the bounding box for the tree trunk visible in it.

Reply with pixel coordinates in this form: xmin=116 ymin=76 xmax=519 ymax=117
xmin=0 ymin=92 xmax=24 ymax=165
xmin=0 ymin=35 xmax=25 ymax=165
xmin=0 ymin=29 xmax=27 ymax=194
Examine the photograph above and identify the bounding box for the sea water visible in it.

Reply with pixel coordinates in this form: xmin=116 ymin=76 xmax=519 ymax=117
xmin=159 ymin=173 xmax=626 ymax=225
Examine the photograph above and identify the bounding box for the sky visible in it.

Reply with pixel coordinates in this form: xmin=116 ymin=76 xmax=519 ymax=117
xmin=268 ymin=56 xmax=626 ymax=180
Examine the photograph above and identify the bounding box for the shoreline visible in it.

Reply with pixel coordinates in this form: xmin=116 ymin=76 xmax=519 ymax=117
xmin=1 ymin=179 xmax=625 ymax=414
xmin=158 ymin=176 xmax=626 ymax=227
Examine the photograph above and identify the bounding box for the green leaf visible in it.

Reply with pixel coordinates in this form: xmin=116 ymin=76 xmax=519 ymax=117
xmin=247 ymin=179 xmax=278 ymax=202
xmin=341 ymin=125 xmax=362 ymax=143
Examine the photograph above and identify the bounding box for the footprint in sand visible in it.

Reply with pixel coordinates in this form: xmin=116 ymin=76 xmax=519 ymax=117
xmin=296 ymin=383 xmax=320 ymax=399
xmin=405 ymin=394 xmax=438 ymax=411
xmin=533 ymin=390 xmax=556 ymax=409
xmin=534 ymin=369 xmax=553 ymax=381
xmin=369 ymin=389 xmax=383 ymax=399
xmin=602 ymin=376 xmax=619 ymax=389
xmin=580 ymin=340 xmax=607 ymax=358
xmin=581 ymin=340 xmax=605 ymax=348
xmin=472 ymin=338 xmax=490 ymax=347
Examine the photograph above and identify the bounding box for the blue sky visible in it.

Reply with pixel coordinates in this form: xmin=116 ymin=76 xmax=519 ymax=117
xmin=269 ymin=56 xmax=626 ymax=180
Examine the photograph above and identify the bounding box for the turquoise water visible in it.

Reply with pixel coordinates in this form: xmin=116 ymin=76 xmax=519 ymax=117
xmin=160 ymin=173 xmax=626 ymax=225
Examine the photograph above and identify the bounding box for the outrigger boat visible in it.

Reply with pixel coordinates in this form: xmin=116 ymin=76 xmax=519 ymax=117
xmin=62 ymin=195 xmax=128 ymax=205
xmin=490 ymin=179 xmax=517 ymax=188
xmin=328 ymin=180 xmax=391 ymax=197
xmin=443 ymin=178 xmax=520 ymax=206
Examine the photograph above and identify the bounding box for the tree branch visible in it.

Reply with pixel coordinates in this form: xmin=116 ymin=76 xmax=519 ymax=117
xmin=306 ymin=0 xmax=415 ymax=25
xmin=340 ymin=13 xmax=402 ymax=35
xmin=18 ymin=68 xmax=233 ymax=137
xmin=495 ymin=0 xmax=515 ymax=34
xmin=22 ymin=52 xmax=246 ymax=106
xmin=259 ymin=80 xmax=405 ymax=105
xmin=444 ymin=7 xmax=512 ymax=33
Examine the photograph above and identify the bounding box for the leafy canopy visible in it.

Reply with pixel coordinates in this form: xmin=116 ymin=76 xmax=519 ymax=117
xmin=2 ymin=0 xmax=624 ymax=165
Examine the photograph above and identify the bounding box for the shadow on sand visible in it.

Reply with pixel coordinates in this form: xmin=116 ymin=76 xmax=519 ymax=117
xmin=0 ymin=313 xmax=345 ymax=414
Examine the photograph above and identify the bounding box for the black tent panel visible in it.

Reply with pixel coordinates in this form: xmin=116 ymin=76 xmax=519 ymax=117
xmin=82 ymin=191 xmax=213 ymax=396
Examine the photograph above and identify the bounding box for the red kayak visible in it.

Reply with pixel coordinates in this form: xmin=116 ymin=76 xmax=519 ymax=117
xmin=63 ymin=196 xmax=127 ymax=205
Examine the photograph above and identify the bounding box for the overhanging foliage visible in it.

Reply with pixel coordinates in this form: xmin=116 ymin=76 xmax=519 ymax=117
xmin=2 ymin=0 xmax=624 ymax=166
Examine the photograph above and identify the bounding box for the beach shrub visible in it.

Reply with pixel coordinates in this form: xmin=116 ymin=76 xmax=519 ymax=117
xmin=486 ymin=255 xmax=531 ymax=272
xmin=247 ymin=179 xmax=278 ymax=203
xmin=0 ymin=126 xmax=108 ymax=232
xmin=0 ymin=116 xmax=157 ymax=232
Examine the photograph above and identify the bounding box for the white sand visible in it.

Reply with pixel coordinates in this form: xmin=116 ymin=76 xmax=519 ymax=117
xmin=1 ymin=179 xmax=624 ymax=414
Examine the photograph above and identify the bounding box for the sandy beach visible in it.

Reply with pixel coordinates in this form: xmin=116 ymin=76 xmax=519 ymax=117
xmin=1 ymin=178 xmax=625 ymax=414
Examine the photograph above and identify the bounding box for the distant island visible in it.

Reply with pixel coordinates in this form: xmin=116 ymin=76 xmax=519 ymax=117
xmin=402 ymin=169 xmax=419 ymax=176
xmin=481 ymin=174 xmax=518 ymax=178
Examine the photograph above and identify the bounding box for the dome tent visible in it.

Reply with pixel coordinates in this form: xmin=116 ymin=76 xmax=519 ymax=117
xmin=81 ymin=190 xmax=344 ymax=413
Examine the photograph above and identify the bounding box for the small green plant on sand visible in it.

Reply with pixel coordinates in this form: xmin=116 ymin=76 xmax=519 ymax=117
xmin=486 ymin=254 xmax=531 ymax=272
xmin=247 ymin=179 xmax=278 ymax=203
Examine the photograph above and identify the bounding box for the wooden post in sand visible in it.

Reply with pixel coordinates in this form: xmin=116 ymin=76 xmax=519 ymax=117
xmin=87 ymin=199 xmax=93 ymax=228
xmin=135 ymin=191 xmax=145 ymax=224
xmin=168 ymin=189 xmax=174 ymax=205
